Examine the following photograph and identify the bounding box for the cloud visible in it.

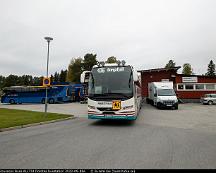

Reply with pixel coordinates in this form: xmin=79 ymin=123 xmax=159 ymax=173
xmin=0 ymin=0 xmax=216 ymax=76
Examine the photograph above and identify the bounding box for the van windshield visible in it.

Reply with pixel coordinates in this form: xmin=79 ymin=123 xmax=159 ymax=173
xmin=158 ymin=89 xmax=176 ymax=96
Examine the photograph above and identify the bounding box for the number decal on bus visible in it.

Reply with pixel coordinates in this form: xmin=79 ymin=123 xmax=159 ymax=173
xmin=112 ymin=100 xmax=121 ymax=110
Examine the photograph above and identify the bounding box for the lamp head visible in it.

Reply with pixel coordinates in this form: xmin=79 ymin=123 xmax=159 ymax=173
xmin=44 ymin=37 xmax=53 ymax=42
xmin=121 ymin=60 xmax=126 ymax=66
xmin=117 ymin=60 xmax=121 ymax=66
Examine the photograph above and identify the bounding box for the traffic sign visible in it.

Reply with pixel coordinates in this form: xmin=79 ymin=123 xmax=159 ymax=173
xmin=43 ymin=77 xmax=51 ymax=87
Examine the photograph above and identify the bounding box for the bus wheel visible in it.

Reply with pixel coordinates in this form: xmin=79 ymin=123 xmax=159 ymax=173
xmin=41 ymin=99 xmax=45 ymax=104
xmin=9 ymin=99 xmax=15 ymax=104
xmin=49 ymin=98 xmax=55 ymax=104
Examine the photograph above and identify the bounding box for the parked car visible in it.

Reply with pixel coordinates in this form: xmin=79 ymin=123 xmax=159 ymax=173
xmin=200 ymin=94 xmax=216 ymax=105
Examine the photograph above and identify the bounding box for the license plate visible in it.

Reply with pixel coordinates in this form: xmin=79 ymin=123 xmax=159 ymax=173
xmin=166 ymin=105 xmax=172 ymax=106
xmin=104 ymin=114 xmax=113 ymax=117
xmin=112 ymin=100 xmax=121 ymax=110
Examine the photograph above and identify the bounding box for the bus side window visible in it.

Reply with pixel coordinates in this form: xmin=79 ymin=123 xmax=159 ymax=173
xmin=66 ymin=88 xmax=69 ymax=96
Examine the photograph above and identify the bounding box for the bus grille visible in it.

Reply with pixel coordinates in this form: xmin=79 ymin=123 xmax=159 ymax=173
xmin=103 ymin=112 xmax=115 ymax=114
xmin=97 ymin=107 xmax=118 ymax=111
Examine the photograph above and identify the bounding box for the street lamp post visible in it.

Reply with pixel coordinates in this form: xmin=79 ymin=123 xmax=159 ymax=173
xmin=44 ymin=37 xmax=53 ymax=116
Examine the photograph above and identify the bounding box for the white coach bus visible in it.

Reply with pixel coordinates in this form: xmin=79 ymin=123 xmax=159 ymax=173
xmin=81 ymin=61 xmax=142 ymax=120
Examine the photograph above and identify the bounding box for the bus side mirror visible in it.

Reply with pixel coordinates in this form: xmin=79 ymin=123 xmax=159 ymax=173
xmin=80 ymin=71 xmax=91 ymax=83
xmin=154 ymin=93 xmax=157 ymax=97
xmin=134 ymin=80 xmax=140 ymax=87
xmin=80 ymin=73 xmax=85 ymax=83
xmin=133 ymin=72 xmax=138 ymax=82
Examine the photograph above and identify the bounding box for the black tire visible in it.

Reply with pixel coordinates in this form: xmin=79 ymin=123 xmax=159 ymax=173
xmin=49 ymin=98 xmax=55 ymax=104
xmin=156 ymin=103 xmax=161 ymax=109
xmin=41 ymin=98 xmax=45 ymax=104
xmin=208 ymin=101 xmax=213 ymax=105
xmin=9 ymin=99 xmax=15 ymax=104
xmin=175 ymin=105 xmax=178 ymax=110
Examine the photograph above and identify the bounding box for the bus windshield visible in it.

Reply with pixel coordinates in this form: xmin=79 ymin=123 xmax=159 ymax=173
xmin=158 ymin=89 xmax=176 ymax=96
xmin=88 ymin=66 xmax=133 ymax=100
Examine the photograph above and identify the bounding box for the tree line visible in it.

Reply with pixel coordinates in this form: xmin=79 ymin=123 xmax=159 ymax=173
xmin=165 ymin=59 xmax=216 ymax=76
xmin=0 ymin=53 xmax=119 ymax=90
xmin=0 ymin=54 xmax=215 ymax=90
xmin=0 ymin=69 xmax=68 ymax=90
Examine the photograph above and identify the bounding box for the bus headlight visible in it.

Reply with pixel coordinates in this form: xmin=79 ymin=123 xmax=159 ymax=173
xmin=88 ymin=105 xmax=96 ymax=109
xmin=122 ymin=105 xmax=133 ymax=110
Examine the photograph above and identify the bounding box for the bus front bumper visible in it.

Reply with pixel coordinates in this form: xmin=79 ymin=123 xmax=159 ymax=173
xmin=88 ymin=114 xmax=137 ymax=120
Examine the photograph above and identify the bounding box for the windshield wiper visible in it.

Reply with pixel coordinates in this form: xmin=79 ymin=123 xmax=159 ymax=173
xmin=128 ymin=71 xmax=133 ymax=88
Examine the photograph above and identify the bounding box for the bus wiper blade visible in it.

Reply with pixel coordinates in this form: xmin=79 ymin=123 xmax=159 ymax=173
xmin=128 ymin=71 xmax=133 ymax=88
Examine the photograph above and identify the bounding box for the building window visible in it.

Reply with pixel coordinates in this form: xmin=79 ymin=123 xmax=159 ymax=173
xmin=206 ymin=84 xmax=215 ymax=90
xmin=177 ymin=83 xmax=216 ymax=91
xmin=185 ymin=84 xmax=194 ymax=90
xmin=178 ymin=84 xmax=184 ymax=90
xmin=195 ymin=84 xmax=204 ymax=90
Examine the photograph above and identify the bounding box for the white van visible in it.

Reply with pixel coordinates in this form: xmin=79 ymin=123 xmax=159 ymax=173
xmin=147 ymin=82 xmax=178 ymax=109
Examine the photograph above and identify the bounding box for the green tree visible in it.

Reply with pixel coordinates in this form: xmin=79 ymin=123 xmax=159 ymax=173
xmin=206 ymin=60 xmax=216 ymax=77
xmin=182 ymin=63 xmax=193 ymax=75
xmin=54 ymin=72 xmax=60 ymax=82
xmin=67 ymin=58 xmax=83 ymax=83
xmin=59 ymin=70 xmax=68 ymax=82
xmin=50 ymin=75 xmax=54 ymax=84
xmin=0 ymin=75 xmax=6 ymax=89
xmin=20 ymin=75 xmax=33 ymax=86
xmin=83 ymin=53 xmax=97 ymax=71
xmin=4 ymin=75 xmax=20 ymax=87
xmin=106 ymin=56 xmax=118 ymax=63
xmin=32 ymin=76 xmax=42 ymax=86
xmin=165 ymin=59 xmax=176 ymax=69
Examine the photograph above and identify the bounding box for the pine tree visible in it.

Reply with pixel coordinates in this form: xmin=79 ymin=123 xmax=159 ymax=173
xmin=206 ymin=60 xmax=216 ymax=77
xmin=165 ymin=60 xmax=176 ymax=69
xmin=59 ymin=70 xmax=67 ymax=82
xmin=54 ymin=72 xmax=60 ymax=82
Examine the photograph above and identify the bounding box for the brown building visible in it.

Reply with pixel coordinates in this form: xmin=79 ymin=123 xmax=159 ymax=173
xmin=138 ymin=67 xmax=216 ymax=102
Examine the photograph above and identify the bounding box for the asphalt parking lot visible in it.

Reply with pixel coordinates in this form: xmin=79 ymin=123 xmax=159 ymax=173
xmin=0 ymin=102 xmax=216 ymax=133
xmin=0 ymin=102 xmax=216 ymax=168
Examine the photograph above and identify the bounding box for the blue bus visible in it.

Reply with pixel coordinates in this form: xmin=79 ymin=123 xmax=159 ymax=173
xmin=1 ymin=85 xmax=76 ymax=104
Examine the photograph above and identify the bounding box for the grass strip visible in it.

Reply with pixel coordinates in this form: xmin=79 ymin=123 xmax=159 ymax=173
xmin=0 ymin=108 xmax=71 ymax=129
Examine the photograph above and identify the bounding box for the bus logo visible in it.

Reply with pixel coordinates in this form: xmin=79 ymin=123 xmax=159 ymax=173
xmin=112 ymin=100 xmax=121 ymax=110
xmin=97 ymin=68 xmax=105 ymax=73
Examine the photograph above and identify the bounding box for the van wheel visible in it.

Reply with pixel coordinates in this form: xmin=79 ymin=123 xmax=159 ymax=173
xmin=156 ymin=103 xmax=161 ymax=109
xmin=9 ymin=99 xmax=15 ymax=104
xmin=208 ymin=101 xmax=213 ymax=105
xmin=49 ymin=98 xmax=55 ymax=104
xmin=41 ymin=98 xmax=45 ymax=104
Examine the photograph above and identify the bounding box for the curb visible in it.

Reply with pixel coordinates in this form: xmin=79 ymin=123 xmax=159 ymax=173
xmin=0 ymin=116 xmax=76 ymax=132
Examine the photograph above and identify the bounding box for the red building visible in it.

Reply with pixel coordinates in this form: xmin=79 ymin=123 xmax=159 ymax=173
xmin=138 ymin=67 xmax=216 ymax=102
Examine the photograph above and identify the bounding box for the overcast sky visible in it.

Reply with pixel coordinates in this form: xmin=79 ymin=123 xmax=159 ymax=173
xmin=0 ymin=0 xmax=216 ymax=77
